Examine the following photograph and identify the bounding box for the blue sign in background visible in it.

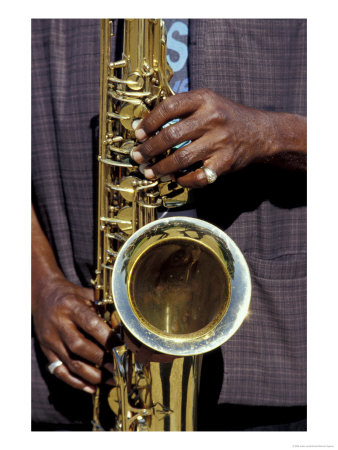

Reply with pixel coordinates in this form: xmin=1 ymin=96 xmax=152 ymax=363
xmin=164 ymin=19 xmax=189 ymax=93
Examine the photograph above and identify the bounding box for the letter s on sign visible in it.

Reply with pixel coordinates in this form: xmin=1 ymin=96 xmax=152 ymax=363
xmin=167 ymin=21 xmax=188 ymax=72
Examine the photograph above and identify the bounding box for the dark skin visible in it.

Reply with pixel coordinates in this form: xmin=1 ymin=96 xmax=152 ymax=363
xmin=132 ymin=89 xmax=306 ymax=183
xmin=32 ymin=89 xmax=306 ymax=393
xmin=31 ymin=205 xmax=112 ymax=393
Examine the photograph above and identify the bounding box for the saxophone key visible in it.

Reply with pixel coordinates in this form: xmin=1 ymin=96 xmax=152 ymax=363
xmin=109 ymin=59 xmax=127 ymax=69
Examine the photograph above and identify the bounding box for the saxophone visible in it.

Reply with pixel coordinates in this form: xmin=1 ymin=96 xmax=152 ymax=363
xmin=92 ymin=19 xmax=251 ymax=431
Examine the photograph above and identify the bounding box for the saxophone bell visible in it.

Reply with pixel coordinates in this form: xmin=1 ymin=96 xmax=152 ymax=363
xmin=112 ymin=216 xmax=251 ymax=356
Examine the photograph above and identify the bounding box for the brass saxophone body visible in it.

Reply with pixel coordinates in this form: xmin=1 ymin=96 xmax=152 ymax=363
xmin=92 ymin=19 xmax=251 ymax=431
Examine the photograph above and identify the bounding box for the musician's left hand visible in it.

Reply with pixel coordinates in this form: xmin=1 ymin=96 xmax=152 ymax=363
xmin=131 ymin=88 xmax=306 ymax=187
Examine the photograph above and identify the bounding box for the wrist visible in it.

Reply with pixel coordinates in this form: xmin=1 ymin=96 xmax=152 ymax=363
xmin=268 ymin=111 xmax=307 ymax=156
xmin=31 ymin=203 xmax=66 ymax=312
xmin=31 ymin=265 xmax=64 ymax=315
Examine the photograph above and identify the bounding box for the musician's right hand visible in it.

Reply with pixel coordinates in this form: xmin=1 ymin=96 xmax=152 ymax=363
xmin=31 ymin=204 xmax=115 ymax=393
xmin=32 ymin=275 xmax=114 ymax=393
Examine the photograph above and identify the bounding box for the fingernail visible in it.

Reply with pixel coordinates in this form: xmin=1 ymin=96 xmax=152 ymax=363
xmin=83 ymin=386 xmax=96 ymax=394
xmin=132 ymin=118 xmax=142 ymax=130
xmin=139 ymin=163 xmax=149 ymax=175
xmin=144 ymin=167 xmax=155 ymax=179
xmin=135 ymin=128 xmax=147 ymax=141
xmin=131 ymin=150 xmax=144 ymax=163
xmin=160 ymin=174 xmax=171 ymax=182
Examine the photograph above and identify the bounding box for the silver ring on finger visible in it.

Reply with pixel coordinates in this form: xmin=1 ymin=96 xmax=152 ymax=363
xmin=48 ymin=359 xmax=63 ymax=375
xmin=202 ymin=166 xmax=218 ymax=184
